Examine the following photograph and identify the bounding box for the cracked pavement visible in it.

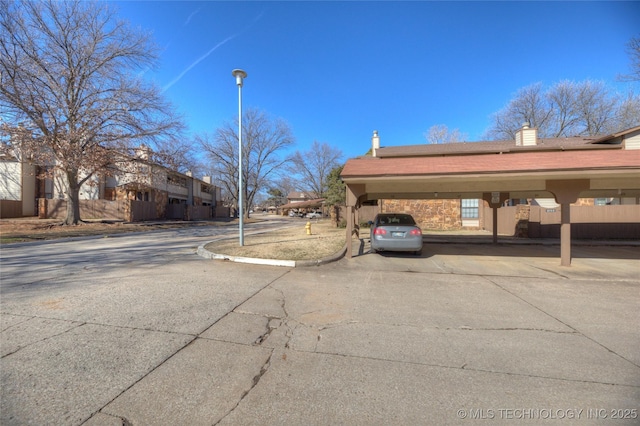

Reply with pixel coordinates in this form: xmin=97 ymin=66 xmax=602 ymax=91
xmin=1 ymin=230 xmax=639 ymax=425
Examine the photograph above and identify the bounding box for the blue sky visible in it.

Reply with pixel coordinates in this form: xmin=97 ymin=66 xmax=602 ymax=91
xmin=113 ymin=1 xmax=640 ymax=161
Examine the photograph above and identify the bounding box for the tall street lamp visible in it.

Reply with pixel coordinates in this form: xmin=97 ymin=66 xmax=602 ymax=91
xmin=232 ymin=69 xmax=247 ymax=246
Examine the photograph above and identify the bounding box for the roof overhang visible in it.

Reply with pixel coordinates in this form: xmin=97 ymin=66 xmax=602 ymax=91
xmin=278 ymin=198 xmax=326 ymax=209
xmin=342 ymin=149 xmax=640 ymax=201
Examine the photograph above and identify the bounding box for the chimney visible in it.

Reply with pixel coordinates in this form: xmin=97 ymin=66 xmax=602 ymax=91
xmin=202 ymin=176 xmax=212 ymax=184
xmin=371 ymin=130 xmax=380 ymax=157
xmin=135 ymin=145 xmax=152 ymax=160
xmin=515 ymin=122 xmax=537 ymax=146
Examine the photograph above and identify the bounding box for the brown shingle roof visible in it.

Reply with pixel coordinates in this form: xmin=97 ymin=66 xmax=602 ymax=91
xmin=279 ymin=199 xmax=325 ymax=209
xmin=342 ymin=150 xmax=640 ymax=179
xmin=588 ymin=125 xmax=640 ymax=143
xmin=374 ymin=136 xmax=607 ymax=158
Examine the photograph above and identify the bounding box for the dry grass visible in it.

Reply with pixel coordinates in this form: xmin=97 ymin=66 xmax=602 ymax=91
xmin=0 ymin=218 xmax=234 ymax=244
xmin=205 ymin=219 xmax=346 ymax=261
xmin=1 ymin=217 xmax=347 ymax=261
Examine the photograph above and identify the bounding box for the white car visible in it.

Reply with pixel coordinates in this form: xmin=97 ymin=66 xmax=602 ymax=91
xmin=306 ymin=212 xmax=322 ymax=219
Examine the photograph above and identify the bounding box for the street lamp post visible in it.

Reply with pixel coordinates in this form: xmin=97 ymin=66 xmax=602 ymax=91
xmin=232 ymin=69 xmax=247 ymax=246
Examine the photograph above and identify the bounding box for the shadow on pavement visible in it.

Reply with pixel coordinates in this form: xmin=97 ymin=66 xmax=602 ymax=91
xmin=354 ymin=235 xmax=640 ymax=260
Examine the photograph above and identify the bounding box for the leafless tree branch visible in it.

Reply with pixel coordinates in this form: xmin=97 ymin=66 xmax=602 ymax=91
xmin=197 ymin=108 xmax=295 ymax=219
xmin=0 ymin=0 xmax=184 ymax=224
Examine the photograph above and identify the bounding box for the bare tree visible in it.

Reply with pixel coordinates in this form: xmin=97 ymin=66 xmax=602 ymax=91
xmin=618 ymin=35 xmax=640 ymax=82
xmin=546 ymin=80 xmax=580 ymax=137
xmin=288 ymin=141 xmax=343 ymax=197
xmin=485 ymin=80 xmax=639 ymax=140
xmin=615 ymin=90 xmax=640 ymax=131
xmin=485 ymin=83 xmax=553 ymax=140
xmin=197 ymin=108 xmax=295 ymax=220
xmin=575 ymin=80 xmax=618 ymax=135
xmin=424 ymin=124 xmax=467 ymax=144
xmin=152 ymin=137 xmax=203 ymax=177
xmin=0 ymin=0 xmax=183 ymax=225
xmin=269 ymin=175 xmax=298 ymax=204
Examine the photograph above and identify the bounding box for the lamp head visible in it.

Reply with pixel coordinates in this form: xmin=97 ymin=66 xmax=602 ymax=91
xmin=232 ymin=69 xmax=247 ymax=87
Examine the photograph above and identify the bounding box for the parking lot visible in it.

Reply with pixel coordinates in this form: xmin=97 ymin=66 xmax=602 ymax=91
xmin=2 ymin=233 xmax=639 ymax=425
xmin=355 ymin=235 xmax=639 ymax=280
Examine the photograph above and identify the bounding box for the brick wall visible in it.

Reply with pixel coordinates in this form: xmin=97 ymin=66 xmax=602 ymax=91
xmin=381 ymin=199 xmax=462 ymax=231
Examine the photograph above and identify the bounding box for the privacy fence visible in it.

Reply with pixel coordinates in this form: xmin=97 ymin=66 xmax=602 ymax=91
xmin=0 ymin=200 xmax=23 ymax=218
xmin=484 ymin=205 xmax=640 ymax=239
xmin=38 ymin=199 xmax=217 ymax=222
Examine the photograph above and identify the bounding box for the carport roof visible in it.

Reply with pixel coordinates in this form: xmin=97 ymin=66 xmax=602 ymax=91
xmin=372 ymin=136 xmax=605 ymax=158
xmin=278 ymin=199 xmax=325 ymax=209
xmin=341 ymin=149 xmax=638 ymax=179
xmin=341 ymin=127 xmax=640 ymax=201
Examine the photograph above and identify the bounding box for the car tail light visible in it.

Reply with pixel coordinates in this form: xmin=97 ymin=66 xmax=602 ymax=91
xmin=373 ymin=227 xmax=387 ymax=235
xmin=410 ymin=229 xmax=422 ymax=236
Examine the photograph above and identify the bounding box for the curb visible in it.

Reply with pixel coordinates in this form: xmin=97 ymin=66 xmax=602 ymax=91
xmin=296 ymin=243 xmax=348 ymax=267
xmin=196 ymin=242 xmax=348 ymax=268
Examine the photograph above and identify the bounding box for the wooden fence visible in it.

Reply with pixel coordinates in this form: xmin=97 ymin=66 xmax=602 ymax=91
xmin=129 ymin=200 xmax=159 ymax=222
xmin=484 ymin=205 xmax=640 ymax=239
xmin=0 ymin=200 xmax=23 ymax=218
xmin=37 ymin=199 xmax=220 ymax=222
xmin=166 ymin=204 xmax=212 ymax=221
xmin=42 ymin=199 xmax=124 ymax=220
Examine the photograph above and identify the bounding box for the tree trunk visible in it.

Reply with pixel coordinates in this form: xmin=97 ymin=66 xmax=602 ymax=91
xmin=244 ymin=189 xmax=252 ymax=220
xmin=64 ymin=170 xmax=82 ymax=225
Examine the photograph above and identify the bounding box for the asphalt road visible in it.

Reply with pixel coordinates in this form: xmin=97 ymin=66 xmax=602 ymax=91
xmin=1 ymin=223 xmax=639 ymax=425
xmin=0 ymin=217 xmax=296 ymax=291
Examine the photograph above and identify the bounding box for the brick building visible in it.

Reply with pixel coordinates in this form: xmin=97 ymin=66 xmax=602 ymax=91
xmin=341 ymin=125 xmax=640 ymax=265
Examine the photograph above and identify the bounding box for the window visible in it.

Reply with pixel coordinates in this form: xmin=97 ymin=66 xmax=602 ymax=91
xmin=167 ymin=174 xmax=187 ymax=187
xmin=461 ymin=199 xmax=479 ymax=219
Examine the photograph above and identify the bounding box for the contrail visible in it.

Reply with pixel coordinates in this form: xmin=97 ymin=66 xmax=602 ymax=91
xmin=162 ymin=33 xmax=237 ymax=93
xmin=184 ymin=7 xmax=201 ymax=26
xmin=162 ymin=10 xmax=265 ymax=93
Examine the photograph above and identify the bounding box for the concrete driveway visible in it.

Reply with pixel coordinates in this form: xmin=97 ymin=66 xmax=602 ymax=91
xmin=1 ymin=237 xmax=639 ymax=425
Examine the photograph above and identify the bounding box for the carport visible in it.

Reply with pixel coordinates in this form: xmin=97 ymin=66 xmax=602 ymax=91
xmin=341 ymin=126 xmax=640 ymax=265
xmin=277 ymin=199 xmax=325 ymax=216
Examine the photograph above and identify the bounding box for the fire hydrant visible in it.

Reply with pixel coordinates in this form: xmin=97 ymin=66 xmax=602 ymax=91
xmin=305 ymin=221 xmax=312 ymax=235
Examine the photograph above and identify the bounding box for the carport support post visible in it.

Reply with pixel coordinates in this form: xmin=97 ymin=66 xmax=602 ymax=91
xmin=346 ymin=205 xmax=354 ymax=258
xmin=492 ymin=208 xmax=498 ymax=244
xmin=546 ymin=180 xmax=590 ymax=266
xmin=482 ymin=192 xmax=509 ymax=244
xmin=559 ymin=203 xmax=571 ymax=266
xmin=345 ymin=184 xmax=366 ymax=259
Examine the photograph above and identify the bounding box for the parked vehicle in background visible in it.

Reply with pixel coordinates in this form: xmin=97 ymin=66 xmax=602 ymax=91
xmin=369 ymin=213 xmax=423 ymax=255
xmin=306 ymin=211 xmax=322 ymax=219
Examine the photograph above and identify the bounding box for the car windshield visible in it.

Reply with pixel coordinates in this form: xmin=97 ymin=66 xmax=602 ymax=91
xmin=377 ymin=214 xmax=416 ymax=226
